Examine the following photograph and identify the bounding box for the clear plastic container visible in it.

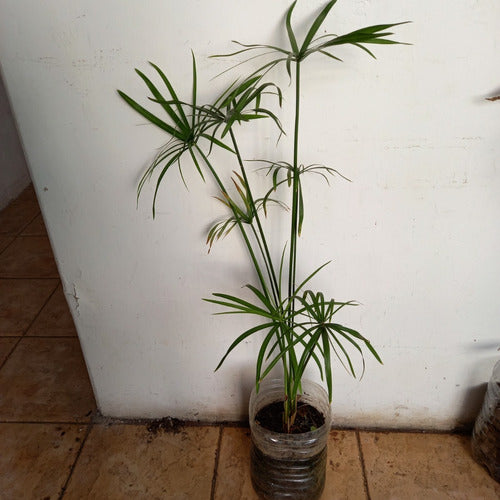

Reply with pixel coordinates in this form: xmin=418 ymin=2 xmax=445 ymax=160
xmin=249 ymin=379 xmax=332 ymax=499
xmin=471 ymin=360 xmax=500 ymax=482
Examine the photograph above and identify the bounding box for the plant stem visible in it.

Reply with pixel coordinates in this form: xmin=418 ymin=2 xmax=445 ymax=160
xmin=195 ymin=145 xmax=272 ymax=301
xmin=284 ymin=60 xmax=302 ymax=427
xmin=228 ymin=129 xmax=280 ymax=306
xmin=289 ymin=60 xmax=301 ymax=305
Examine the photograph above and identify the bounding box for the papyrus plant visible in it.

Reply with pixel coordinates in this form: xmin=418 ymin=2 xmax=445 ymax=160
xmin=119 ymin=0 xmax=407 ymax=432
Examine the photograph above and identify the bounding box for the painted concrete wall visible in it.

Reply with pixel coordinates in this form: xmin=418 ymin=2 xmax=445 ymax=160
xmin=0 ymin=0 xmax=499 ymax=430
xmin=0 ymin=70 xmax=30 ymax=209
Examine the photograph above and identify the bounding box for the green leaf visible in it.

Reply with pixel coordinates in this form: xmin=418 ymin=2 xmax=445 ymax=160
xmin=139 ymin=75 xmax=187 ymax=134
xmin=351 ymin=43 xmax=376 ymax=59
xmin=245 ymin=284 xmax=274 ymax=311
xmin=215 ymin=322 xmax=277 ymax=371
xmin=300 ymin=0 xmax=338 ymax=56
xmin=256 ymin=326 xmax=280 ymax=390
xmin=221 ymin=76 xmax=261 ymax=108
xmin=117 ymin=90 xmax=180 ymax=137
xmin=188 ymin=146 xmax=205 ymax=182
xmin=148 ymin=62 xmax=190 ymax=126
xmin=291 ymin=328 xmax=323 ymax=394
xmin=190 ymin=52 xmax=197 ymax=128
xmin=297 ymin=183 xmax=304 ymax=236
xmin=328 ymin=331 xmax=357 ymax=377
xmin=253 ymin=107 xmax=285 ymax=136
xmin=322 ymin=328 xmax=333 ymax=401
xmin=205 ymin=293 xmax=277 ymax=319
xmin=295 ymin=261 xmax=331 ymax=295
xmin=324 ymin=22 xmax=409 ymax=49
xmin=292 ymin=325 xmax=325 ymax=380
xmin=318 ymin=49 xmax=343 ymax=62
xmin=285 ymin=1 xmax=299 ymax=54
xmin=151 ymin=150 xmax=183 ymax=218
xmin=259 ymin=327 xmax=306 ymax=382
xmin=199 ymin=134 xmax=235 ymax=154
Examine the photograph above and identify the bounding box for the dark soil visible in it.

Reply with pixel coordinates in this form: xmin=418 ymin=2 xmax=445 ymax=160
xmin=255 ymin=401 xmax=325 ymax=434
xmin=146 ymin=416 xmax=182 ymax=435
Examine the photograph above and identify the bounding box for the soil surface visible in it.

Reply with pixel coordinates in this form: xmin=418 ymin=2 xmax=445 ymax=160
xmin=255 ymin=401 xmax=325 ymax=434
xmin=146 ymin=416 xmax=182 ymax=435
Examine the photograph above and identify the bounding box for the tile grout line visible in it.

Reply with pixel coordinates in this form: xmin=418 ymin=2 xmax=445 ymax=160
xmin=0 ymin=419 xmax=93 ymax=425
xmin=0 ymin=276 xmax=61 ymax=280
xmin=15 ymin=208 xmax=42 ymax=237
xmin=0 ymin=337 xmax=22 ymax=372
xmin=0 ymin=207 xmax=42 ymax=253
xmin=58 ymin=421 xmax=94 ymax=500
xmin=22 ymin=280 xmax=60 ymax=337
xmin=11 ymin=234 xmax=49 ymax=238
xmin=0 ymin=335 xmax=77 ymax=340
xmin=0 ymin=202 xmax=39 ymax=254
xmin=0 ymin=237 xmax=16 ymax=257
xmin=23 ymin=335 xmax=79 ymax=339
xmin=210 ymin=424 xmax=224 ymax=500
xmin=356 ymin=430 xmax=372 ymax=500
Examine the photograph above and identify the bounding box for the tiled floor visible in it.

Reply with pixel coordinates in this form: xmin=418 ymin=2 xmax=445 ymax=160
xmin=1 ymin=185 xmax=499 ymax=499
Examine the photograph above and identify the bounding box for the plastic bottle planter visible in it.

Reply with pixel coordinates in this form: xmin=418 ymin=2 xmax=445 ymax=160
xmin=249 ymin=379 xmax=332 ymax=500
xmin=472 ymin=360 xmax=500 ymax=482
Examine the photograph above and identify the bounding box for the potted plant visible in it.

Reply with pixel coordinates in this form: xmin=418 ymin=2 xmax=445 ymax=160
xmin=118 ymin=1 xmax=406 ymax=497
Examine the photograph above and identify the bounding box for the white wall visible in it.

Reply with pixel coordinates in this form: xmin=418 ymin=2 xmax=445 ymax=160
xmin=0 ymin=70 xmax=30 ymax=209
xmin=0 ymin=0 xmax=499 ymax=430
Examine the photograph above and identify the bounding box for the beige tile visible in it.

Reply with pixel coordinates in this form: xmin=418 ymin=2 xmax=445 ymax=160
xmin=214 ymin=428 xmax=366 ymax=500
xmin=65 ymin=424 xmax=218 ymax=499
xmin=0 ymin=279 xmax=59 ymax=335
xmin=0 ymin=337 xmax=17 ymax=364
xmin=214 ymin=427 xmax=257 ymax=500
xmin=0 ymin=235 xmax=14 ymax=253
xmin=360 ymin=431 xmax=500 ymax=500
xmin=0 ymin=423 xmax=86 ymax=499
xmin=0 ymin=236 xmax=59 ymax=278
xmin=0 ymin=197 xmax=40 ymax=235
xmin=20 ymin=213 xmax=48 ymax=236
xmin=0 ymin=337 xmax=96 ymax=422
xmin=323 ymin=430 xmax=366 ymax=499
xmin=28 ymin=284 xmax=77 ymax=337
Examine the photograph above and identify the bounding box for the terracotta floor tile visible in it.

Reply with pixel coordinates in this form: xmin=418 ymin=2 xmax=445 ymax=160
xmin=214 ymin=427 xmax=366 ymax=500
xmin=0 ymin=279 xmax=59 ymax=336
xmin=0 ymin=337 xmax=95 ymax=422
xmin=64 ymin=424 xmax=219 ymax=499
xmin=0 ymin=235 xmax=14 ymax=253
xmin=360 ymin=431 xmax=500 ymax=500
xmin=0 ymin=423 xmax=86 ymax=499
xmin=16 ymin=184 xmax=39 ymax=203
xmin=0 ymin=236 xmax=59 ymax=277
xmin=323 ymin=430 xmax=366 ymax=499
xmin=214 ymin=427 xmax=257 ymax=500
xmin=0 ymin=197 xmax=40 ymax=235
xmin=20 ymin=213 xmax=47 ymax=236
xmin=0 ymin=338 xmax=17 ymax=365
xmin=28 ymin=284 xmax=77 ymax=337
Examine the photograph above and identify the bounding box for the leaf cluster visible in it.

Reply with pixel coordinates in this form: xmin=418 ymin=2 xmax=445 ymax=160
xmin=118 ymin=54 xmax=283 ymax=216
xmin=213 ymin=0 xmax=409 ymax=79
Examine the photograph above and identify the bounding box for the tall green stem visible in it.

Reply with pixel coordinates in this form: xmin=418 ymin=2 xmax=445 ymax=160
xmin=288 ymin=61 xmax=301 ymax=302
xmin=285 ymin=60 xmax=302 ymax=427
